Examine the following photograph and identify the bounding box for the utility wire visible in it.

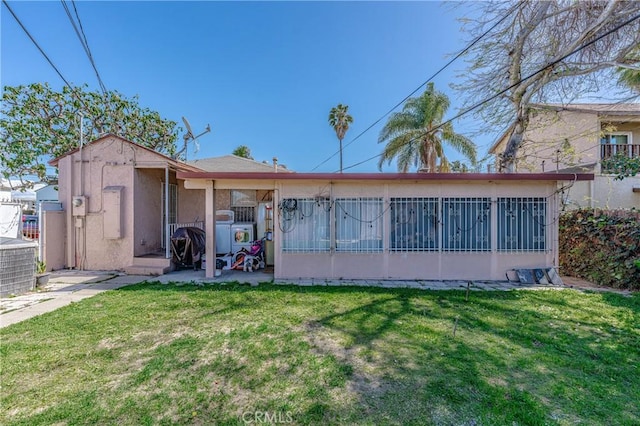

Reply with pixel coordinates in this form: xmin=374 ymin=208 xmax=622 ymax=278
xmin=61 ymin=0 xmax=107 ymax=93
xmin=3 ymin=0 xmax=94 ymax=114
xmin=72 ymin=0 xmax=107 ymax=93
xmin=340 ymin=11 xmax=640 ymax=172
xmin=3 ymin=0 xmax=76 ymax=94
xmin=310 ymin=2 xmax=520 ymax=172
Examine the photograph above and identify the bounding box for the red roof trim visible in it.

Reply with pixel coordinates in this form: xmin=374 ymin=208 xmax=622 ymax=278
xmin=176 ymin=171 xmax=594 ymax=182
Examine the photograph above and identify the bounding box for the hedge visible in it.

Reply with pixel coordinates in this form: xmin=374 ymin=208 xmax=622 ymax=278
xmin=559 ymin=209 xmax=640 ymax=290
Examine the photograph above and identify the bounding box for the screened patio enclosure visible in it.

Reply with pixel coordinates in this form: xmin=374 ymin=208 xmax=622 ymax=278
xmin=178 ymin=172 xmax=593 ymax=282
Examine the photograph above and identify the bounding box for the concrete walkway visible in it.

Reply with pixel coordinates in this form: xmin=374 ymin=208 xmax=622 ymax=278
xmin=0 ymin=269 xmax=628 ymax=329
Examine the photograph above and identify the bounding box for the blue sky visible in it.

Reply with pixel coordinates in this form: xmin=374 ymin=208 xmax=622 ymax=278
xmin=2 ymin=1 xmax=494 ymax=173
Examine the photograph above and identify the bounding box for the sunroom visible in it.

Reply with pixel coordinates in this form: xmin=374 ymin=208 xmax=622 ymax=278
xmin=178 ymin=171 xmax=593 ymax=282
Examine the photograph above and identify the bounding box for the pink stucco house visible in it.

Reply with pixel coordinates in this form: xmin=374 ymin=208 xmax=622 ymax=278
xmin=46 ymin=134 xmax=286 ymax=274
xmin=47 ymin=134 xmax=592 ymax=282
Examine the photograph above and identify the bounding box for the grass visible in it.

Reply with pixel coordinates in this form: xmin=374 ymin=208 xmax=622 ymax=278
xmin=1 ymin=282 xmax=638 ymax=425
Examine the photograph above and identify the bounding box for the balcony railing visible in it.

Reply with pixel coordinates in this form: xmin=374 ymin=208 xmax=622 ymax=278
xmin=601 ymin=143 xmax=640 ymax=173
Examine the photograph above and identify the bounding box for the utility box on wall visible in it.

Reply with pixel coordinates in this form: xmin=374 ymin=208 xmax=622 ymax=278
xmin=103 ymin=186 xmax=123 ymax=239
xmin=72 ymin=196 xmax=87 ymax=216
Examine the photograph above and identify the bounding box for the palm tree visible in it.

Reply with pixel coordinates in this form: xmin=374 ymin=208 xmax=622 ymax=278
xmin=378 ymin=83 xmax=476 ymax=172
xmin=232 ymin=145 xmax=253 ymax=160
xmin=328 ymin=104 xmax=353 ymax=172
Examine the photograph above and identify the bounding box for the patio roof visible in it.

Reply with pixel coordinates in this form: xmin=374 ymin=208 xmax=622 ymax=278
xmin=177 ymin=171 xmax=594 ymax=182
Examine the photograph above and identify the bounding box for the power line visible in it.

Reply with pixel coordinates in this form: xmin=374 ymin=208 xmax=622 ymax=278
xmin=340 ymin=11 xmax=640 ymax=172
xmin=61 ymin=0 xmax=107 ymax=93
xmin=3 ymin=0 xmax=76 ymax=92
xmin=310 ymin=2 xmax=520 ymax=172
xmin=72 ymin=0 xmax=107 ymax=93
xmin=3 ymin=0 xmax=94 ymax=112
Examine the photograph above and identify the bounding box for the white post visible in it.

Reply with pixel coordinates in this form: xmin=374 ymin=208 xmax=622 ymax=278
xmin=205 ymin=180 xmax=215 ymax=278
xmin=38 ymin=201 xmax=43 ymax=262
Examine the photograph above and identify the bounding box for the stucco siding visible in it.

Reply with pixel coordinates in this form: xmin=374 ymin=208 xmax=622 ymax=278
xmin=272 ymin=180 xmax=560 ymax=281
xmin=134 ymin=169 xmax=163 ymax=256
xmin=517 ymin=110 xmax=600 ymax=172
xmin=41 ymin=210 xmax=65 ymax=271
xmin=178 ymin=182 xmax=205 ymax=224
xmin=565 ymin=177 xmax=640 ymax=209
xmin=55 ymin=135 xmax=185 ymax=271
xmin=83 ymin=165 xmax=133 ymax=270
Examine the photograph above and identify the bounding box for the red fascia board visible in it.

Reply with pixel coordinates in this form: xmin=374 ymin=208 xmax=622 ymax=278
xmin=176 ymin=171 xmax=594 ymax=182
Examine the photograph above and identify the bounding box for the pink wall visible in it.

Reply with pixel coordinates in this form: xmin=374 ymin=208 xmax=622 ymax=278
xmin=134 ymin=169 xmax=163 ymax=256
xmin=274 ymin=180 xmax=559 ymax=281
xmin=41 ymin=210 xmax=65 ymax=271
xmin=178 ymin=182 xmax=206 ymax=224
xmin=56 ymin=136 xmax=183 ymax=271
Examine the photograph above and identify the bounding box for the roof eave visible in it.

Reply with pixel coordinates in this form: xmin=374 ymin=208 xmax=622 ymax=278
xmin=177 ymin=171 xmax=594 ymax=182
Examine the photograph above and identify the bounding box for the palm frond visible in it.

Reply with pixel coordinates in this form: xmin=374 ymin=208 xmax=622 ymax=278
xmin=378 ymin=83 xmax=477 ymax=173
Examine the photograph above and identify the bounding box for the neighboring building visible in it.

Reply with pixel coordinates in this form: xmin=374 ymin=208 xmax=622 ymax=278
xmin=35 ymin=184 xmax=59 ymax=203
xmin=0 ymin=179 xmax=16 ymax=202
xmin=0 ymin=179 xmax=45 ymax=212
xmin=188 ymin=155 xmax=291 ymax=174
xmin=489 ymin=104 xmax=640 ymax=209
xmin=178 ymin=171 xmax=592 ymax=281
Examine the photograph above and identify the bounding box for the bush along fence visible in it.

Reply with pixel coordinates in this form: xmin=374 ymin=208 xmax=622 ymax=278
xmin=559 ymin=209 xmax=640 ymax=290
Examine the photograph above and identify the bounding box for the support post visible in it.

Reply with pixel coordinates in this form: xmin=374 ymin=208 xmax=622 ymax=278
xmin=205 ymin=180 xmax=216 ymax=278
xmin=165 ymin=166 xmax=170 ymax=259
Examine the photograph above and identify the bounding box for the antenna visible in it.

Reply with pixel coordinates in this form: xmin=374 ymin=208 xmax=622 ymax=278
xmin=178 ymin=116 xmax=211 ymax=161
xmin=182 ymin=116 xmax=194 ymax=140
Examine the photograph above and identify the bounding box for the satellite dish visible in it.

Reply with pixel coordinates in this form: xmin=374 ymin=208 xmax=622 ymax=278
xmin=178 ymin=116 xmax=212 ymax=161
xmin=182 ymin=116 xmax=194 ymax=139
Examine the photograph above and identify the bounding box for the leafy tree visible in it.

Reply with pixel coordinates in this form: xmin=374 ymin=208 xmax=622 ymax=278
xmin=378 ymin=83 xmax=476 ymax=173
xmin=328 ymin=103 xmax=353 ymax=173
xmin=450 ymin=160 xmax=471 ymax=173
xmin=232 ymin=145 xmax=253 ymax=160
xmin=454 ymin=1 xmax=640 ymax=172
xmin=0 ymin=83 xmax=179 ymax=186
xmin=617 ymin=48 xmax=640 ymax=92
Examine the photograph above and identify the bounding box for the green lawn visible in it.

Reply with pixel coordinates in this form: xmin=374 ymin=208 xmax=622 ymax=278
xmin=1 ymin=282 xmax=638 ymax=425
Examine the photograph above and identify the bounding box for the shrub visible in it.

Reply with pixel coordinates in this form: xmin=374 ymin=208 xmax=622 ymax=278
xmin=559 ymin=209 xmax=640 ymax=290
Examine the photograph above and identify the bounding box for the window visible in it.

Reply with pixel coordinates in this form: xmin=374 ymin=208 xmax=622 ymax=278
xmin=335 ymin=198 xmax=383 ymax=253
xmin=390 ymin=198 xmax=439 ymax=251
xmin=497 ymin=198 xmax=546 ymax=252
xmin=231 ymin=189 xmax=257 ymax=206
xmin=280 ymin=198 xmax=330 ymax=252
xmin=442 ymin=198 xmax=491 ymax=252
xmin=601 ymin=132 xmax=637 ymax=173
xmin=231 ymin=190 xmax=256 ymax=222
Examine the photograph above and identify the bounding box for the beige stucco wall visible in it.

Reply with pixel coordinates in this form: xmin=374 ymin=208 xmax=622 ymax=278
xmin=565 ymin=176 xmax=640 ymax=209
xmin=270 ymin=180 xmax=559 ymax=281
xmin=512 ymin=110 xmax=600 ymax=172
